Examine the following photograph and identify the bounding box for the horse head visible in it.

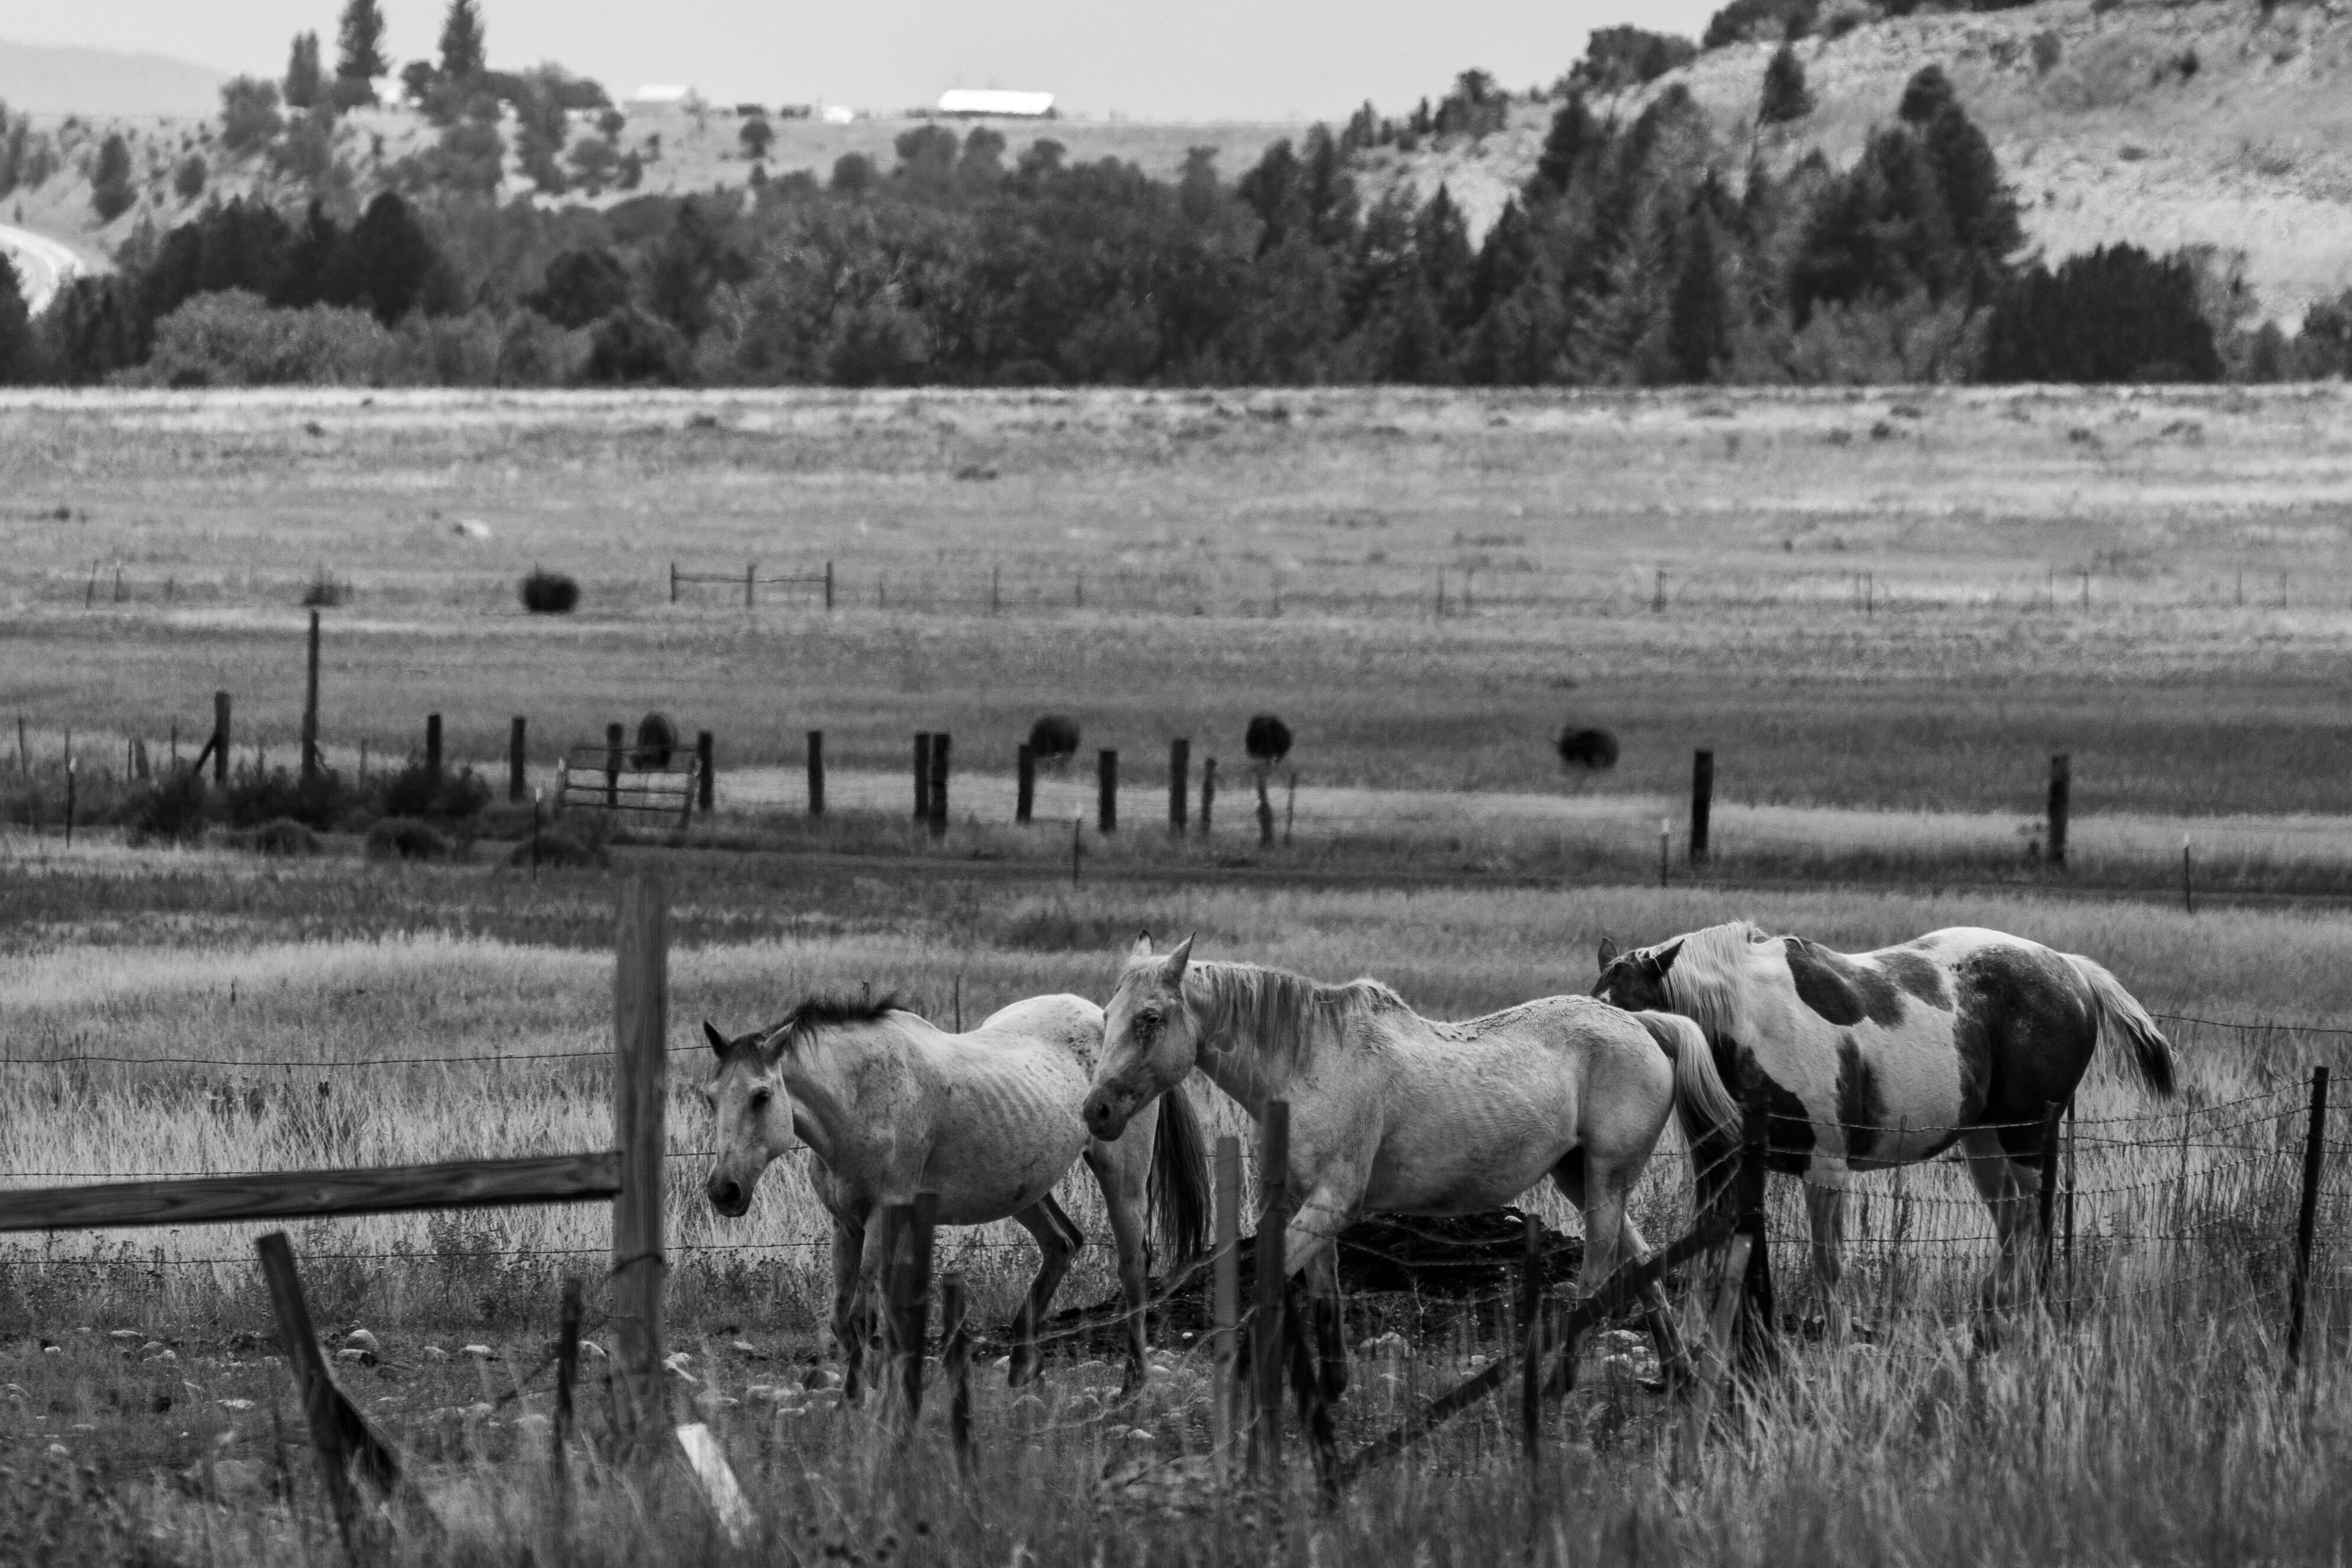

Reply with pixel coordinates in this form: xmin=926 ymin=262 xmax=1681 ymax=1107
xmin=701 ymin=1018 xmax=801 ymax=1217
xmin=1592 ymin=936 xmax=1683 ymax=1012
xmin=1083 ymin=931 xmax=1197 ymax=1140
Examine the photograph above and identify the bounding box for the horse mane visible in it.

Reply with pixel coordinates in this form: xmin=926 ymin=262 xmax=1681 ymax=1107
xmin=1178 ymin=960 xmax=1406 ymax=1071
xmin=1651 ymin=921 xmax=1775 ymax=1047
xmin=763 ymin=990 xmax=910 ymax=1056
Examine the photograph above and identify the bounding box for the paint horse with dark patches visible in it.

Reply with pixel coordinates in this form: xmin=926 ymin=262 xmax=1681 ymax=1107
xmin=701 ymin=991 xmax=1209 ymax=1398
xmin=1594 ymin=922 xmax=2176 ymax=1320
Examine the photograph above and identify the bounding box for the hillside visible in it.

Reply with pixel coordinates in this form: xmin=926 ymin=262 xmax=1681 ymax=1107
xmin=1366 ymin=0 xmax=2352 ymax=322
xmin=0 ymin=40 xmax=224 ymax=117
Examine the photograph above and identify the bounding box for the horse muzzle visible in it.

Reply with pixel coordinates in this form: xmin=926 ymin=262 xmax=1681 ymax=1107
xmin=1081 ymin=1087 xmax=1133 ymax=1140
xmin=706 ymin=1175 xmax=752 ymax=1217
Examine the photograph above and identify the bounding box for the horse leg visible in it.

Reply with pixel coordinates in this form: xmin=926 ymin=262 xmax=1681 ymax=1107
xmin=1283 ymin=1270 xmax=1342 ymax=1495
xmin=1550 ymin=1153 xmax=1691 ymax=1390
xmin=1283 ymin=1188 xmax=1353 ymax=1407
xmin=1083 ymin=1133 xmax=1153 ymax=1397
xmin=1306 ymin=1246 xmax=1348 ymax=1405
xmin=830 ymin=1213 xmax=869 ymax=1403
xmin=1961 ymin=1128 xmax=2033 ymax=1327
xmin=1802 ymin=1180 xmax=1849 ymax=1340
xmin=1006 ymin=1194 xmax=1082 ymax=1387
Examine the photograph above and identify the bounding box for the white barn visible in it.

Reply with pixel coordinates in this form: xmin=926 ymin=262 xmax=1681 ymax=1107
xmin=937 ymin=89 xmax=1053 ymax=117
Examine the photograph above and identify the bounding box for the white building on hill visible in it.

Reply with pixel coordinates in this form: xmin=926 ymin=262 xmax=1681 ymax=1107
xmin=937 ymin=89 xmax=1053 ymax=117
xmin=630 ymin=83 xmax=693 ymax=105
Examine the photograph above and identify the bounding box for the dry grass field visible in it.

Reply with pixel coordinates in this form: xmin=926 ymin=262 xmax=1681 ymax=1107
xmin=8 ymin=381 xmax=2352 ymax=1563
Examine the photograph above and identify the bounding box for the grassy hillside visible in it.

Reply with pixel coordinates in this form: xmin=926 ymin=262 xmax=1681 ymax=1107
xmin=1368 ymin=0 xmax=2352 ymax=322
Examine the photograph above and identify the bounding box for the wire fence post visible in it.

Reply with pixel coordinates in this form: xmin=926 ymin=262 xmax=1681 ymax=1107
xmin=1098 ymin=749 xmax=1117 ymax=835
xmin=1212 ymin=1133 xmax=1241 ymax=1477
xmin=509 ymin=716 xmax=528 ymax=802
xmin=301 ymin=611 xmax=322 ymax=783
xmin=824 ymin=561 xmax=834 ymax=611
xmin=806 ymin=731 xmax=825 ymax=816
xmin=613 ymin=872 xmax=670 ymax=1454
xmin=2288 ymin=1065 xmax=2330 ymax=1375
xmin=1201 ymin=757 xmax=1217 ymax=836
xmin=212 ymin=692 xmax=231 ymax=786
xmin=696 ymin=731 xmax=715 ymax=814
xmin=1520 ymin=1210 xmax=1543 ymax=1462
xmin=913 ymin=734 xmax=932 ymax=821
xmin=744 ymin=561 xmax=756 ymax=609
xmin=1253 ymin=1101 xmax=1290 ymax=1482
xmin=256 ymin=1232 xmax=400 ymax=1566
xmin=552 ymin=1275 xmax=581 ymax=1538
xmin=928 ymin=732 xmax=949 ymax=838
xmin=2048 ymin=754 xmax=2071 ymax=867
xmin=1169 ymin=738 xmax=1190 ymax=835
xmin=943 ymin=1270 xmax=973 ymax=1475
xmin=425 ymin=713 xmax=442 ymax=779
xmin=605 ymin=723 xmax=624 ymax=810
xmin=1016 ymin=744 xmax=1034 ymax=824
xmin=1690 ymin=750 xmax=1713 ymax=865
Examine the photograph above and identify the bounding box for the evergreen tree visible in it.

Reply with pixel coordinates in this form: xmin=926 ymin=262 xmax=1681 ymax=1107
xmin=1919 ymin=99 xmax=2020 ymax=278
xmin=1897 ymin=65 xmax=1957 ymax=127
xmin=1527 ymin=94 xmax=1596 ymax=204
xmin=1666 ymin=204 xmax=1728 ymax=383
xmin=0 ymin=251 xmax=32 ymax=383
xmin=1759 ymin=44 xmax=1815 ymax=126
xmin=89 ymin=133 xmax=136 ymax=221
xmin=1984 ymin=245 xmax=2221 ymax=383
xmin=336 ymin=0 xmax=389 ymax=86
xmin=438 ymin=0 xmax=487 ymax=82
xmin=284 ymin=33 xmax=323 ymax=111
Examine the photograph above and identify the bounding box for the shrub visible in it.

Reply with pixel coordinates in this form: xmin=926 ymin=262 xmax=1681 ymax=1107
xmin=366 ymin=817 xmax=452 ymax=861
xmin=1245 ymin=715 xmax=1293 ymax=766
xmin=224 ymin=763 xmax=348 ymax=830
xmin=123 ymin=769 xmax=211 ymax=843
xmin=520 ymin=568 xmax=580 ymax=613
xmin=585 ymin=306 xmax=690 ymax=384
xmin=241 ymin=817 xmax=323 ymax=855
xmin=89 ymin=133 xmax=136 ymax=221
xmin=1027 ymin=714 xmax=1080 ymax=761
xmin=1702 ymin=0 xmax=1818 ymax=49
xmin=173 ymin=152 xmax=208 ymax=200
xmin=526 ymin=249 xmax=632 ymax=330
xmin=1759 ymin=44 xmax=1816 ymax=126
xmin=374 ymin=760 xmax=491 ymax=821
xmin=1557 ymin=728 xmax=1621 ymax=770
xmin=143 ymin=291 xmax=396 ymax=387
xmin=1564 ymin=27 xmax=1696 ymax=94
xmin=219 ymin=76 xmax=284 ymax=153
xmin=508 ymin=829 xmax=606 ymax=868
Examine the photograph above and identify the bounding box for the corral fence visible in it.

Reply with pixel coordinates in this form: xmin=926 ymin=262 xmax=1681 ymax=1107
xmin=2 ymin=885 xmax=2347 ymax=1524
xmin=668 ymin=561 xmax=834 ymax=610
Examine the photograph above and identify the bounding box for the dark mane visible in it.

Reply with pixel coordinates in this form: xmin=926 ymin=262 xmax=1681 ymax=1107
xmin=764 ymin=990 xmax=910 ymax=1055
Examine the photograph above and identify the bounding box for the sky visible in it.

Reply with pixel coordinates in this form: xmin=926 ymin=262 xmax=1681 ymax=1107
xmin=7 ymin=0 xmax=1723 ymax=120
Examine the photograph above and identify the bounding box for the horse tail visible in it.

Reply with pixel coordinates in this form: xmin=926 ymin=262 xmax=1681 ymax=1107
xmin=2064 ymin=953 xmax=2177 ymax=1098
xmin=1631 ymin=1010 xmax=1739 ymax=1153
xmin=1148 ymin=1081 xmax=1212 ymax=1267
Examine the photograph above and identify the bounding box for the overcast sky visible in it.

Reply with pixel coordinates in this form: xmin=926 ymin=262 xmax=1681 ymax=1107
xmin=11 ymin=0 xmax=1722 ymax=119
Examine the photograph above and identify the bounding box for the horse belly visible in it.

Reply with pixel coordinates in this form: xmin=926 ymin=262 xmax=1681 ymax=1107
xmin=922 ymin=1056 xmax=1090 ymax=1226
xmin=1360 ymin=1110 xmax=1570 ymax=1216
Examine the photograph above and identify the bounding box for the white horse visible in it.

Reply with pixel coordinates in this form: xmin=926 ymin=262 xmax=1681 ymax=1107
xmin=1594 ymin=921 xmax=2176 ymax=1317
xmin=702 ymin=990 xmax=1209 ymax=1397
xmin=1079 ymin=936 xmax=1730 ymax=1412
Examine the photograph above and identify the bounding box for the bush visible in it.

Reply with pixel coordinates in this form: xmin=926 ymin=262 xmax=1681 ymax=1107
xmin=1027 ymin=714 xmax=1080 ymax=761
xmin=172 ymin=152 xmax=208 ymax=200
xmin=366 ymin=817 xmax=453 ymax=861
xmin=219 ymin=76 xmax=285 ymax=153
xmin=507 ymin=829 xmax=606 ymax=868
xmin=89 ymin=133 xmax=136 ymax=221
xmin=143 ymin=291 xmax=396 ymax=387
xmin=520 ymin=568 xmax=580 ymax=613
xmin=1565 ymin=27 xmax=1697 ymax=94
xmin=526 ymin=249 xmax=632 ymax=330
xmin=239 ymin=817 xmax=322 ymax=855
xmin=585 ymin=306 xmax=691 ymax=384
xmin=374 ymin=760 xmax=491 ymax=822
xmin=1245 ymin=714 xmax=1293 ymax=766
xmin=224 ymin=763 xmax=348 ymax=830
xmin=123 ymin=769 xmax=211 ymax=843
xmin=1703 ymin=0 xmax=1818 ymax=49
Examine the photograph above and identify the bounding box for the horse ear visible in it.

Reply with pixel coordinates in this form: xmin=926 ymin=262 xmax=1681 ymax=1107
xmin=703 ymin=1021 xmax=728 ymax=1056
xmin=1646 ymin=939 xmax=1685 ymax=978
xmin=1596 ymin=937 xmax=1620 ymax=968
xmin=1161 ymin=933 xmax=1195 ymax=984
xmin=1130 ymin=930 xmax=1155 ymax=959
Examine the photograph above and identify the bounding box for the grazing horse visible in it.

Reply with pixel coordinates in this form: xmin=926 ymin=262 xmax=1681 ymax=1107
xmin=1592 ymin=922 xmax=2176 ymax=1317
xmin=702 ymin=991 xmax=1209 ymax=1397
xmin=1081 ymin=936 xmax=1727 ymax=1418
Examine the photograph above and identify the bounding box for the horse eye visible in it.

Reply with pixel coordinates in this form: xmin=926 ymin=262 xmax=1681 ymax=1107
xmin=750 ymin=1088 xmax=772 ymax=1111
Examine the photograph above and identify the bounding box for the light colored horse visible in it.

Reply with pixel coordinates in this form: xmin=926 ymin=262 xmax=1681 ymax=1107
xmin=1079 ymin=936 xmax=1730 ymax=1406
xmin=702 ymin=989 xmax=1208 ymax=1397
xmin=1593 ymin=921 xmax=2176 ymax=1318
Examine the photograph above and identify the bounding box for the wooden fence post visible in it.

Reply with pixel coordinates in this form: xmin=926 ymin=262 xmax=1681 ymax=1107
xmin=301 ymin=611 xmax=322 ymax=783
xmin=1521 ymin=1210 xmax=1543 ymax=1461
xmin=2048 ymin=754 xmax=2070 ymax=867
xmin=914 ymin=734 xmax=933 ymax=821
xmin=213 ymin=692 xmax=231 ymax=786
xmin=2288 ymin=1065 xmax=2331 ymax=1374
xmin=65 ymin=760 xmax=75 ymax=846
xmin=744 ymin=562 xmax=756 ymax=609
xmin=696 ymin=731 xmax=715 ymax=814
xmin=1201 ymin=758 xmax=1217 ymax=836
xmin=669 ymin=562 xmax=679 ymax=604
xmin=1098 ymin=750 xmax=1117 ymax=835
xmin=1690 ymin=750 xmax=1713 ymax=865
xmin=807 ymin=731 xmax=825 ymax=816
xmin=425 ymin=714 xmax=442 ymax=778
xmin=1213 ymin=1135 xmax=1241 ymax=1476
xmin=1016 ymin=744 xmax=1035 ymax=824
xmin=1735 ymin=1086 xmax=1778 ymax=1379
xmin=1169 ymin=738 xmax=1190 ymax=835
xmin=507 ymin=717 xmax=528 ymax=802
xmin=928 ymin=732 xmax=949 ymax=838
xmin=943 ymin=1271 xmax=973 ymax=1475
xmin=553 ymin=1275 xmax=581 ymax=1523
xmin=613 ymin=873 xmax=669 ymax=1450
xmin=256 ymin=1232 xmax=401 ymax=1564
xmin=1253 ymin=1101 xmax=1290 ymax=1480
xmin=824 ymin=561 xmax=834 ymax=611
xmin=605 ymin=723 xmax=624 ymax=810
xmin=1257 ymin=770 xmax=1274 ymax=848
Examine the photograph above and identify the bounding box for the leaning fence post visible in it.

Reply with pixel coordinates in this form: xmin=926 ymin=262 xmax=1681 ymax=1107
xmin=256 ymin=1232 xmax=400 ymax=1564
xmin=552 ymin=1275 xmax=581 ymax=1531
xmin=807 ymin=731 xmax=825 ymax=815
xmin=301 ymin=611 xmax=322 ymax=783
xmin=1521 ymin=1210 xmax=1543 ymax=1462
xmin=696 ymin=731 xmax=715 ymax=814
xmin=1253 ymin=1101 xmax=1290 ymax=1480
xmin=1169 ymin=738 xmax=1190 ymax=835
xmin=928 ymin=732 xmax=949 ymax=838
xmin=509 ymin=716 xmax=528 ymax=802
xmin=914 ymin=734 xmax=933 ymax=821
xmin=613 ymin=873 xmax=670 ymax=1452
xmin=1016 ymin=744 xmax=1035 ymax=824
xmin=1213 ymin=1134 xmax=1241 ymax=1476
xmin=1098 ymin=749 xmax=1117 ymax=835
xmin=2288 ymin=1065 xmax=2331 ymax=1374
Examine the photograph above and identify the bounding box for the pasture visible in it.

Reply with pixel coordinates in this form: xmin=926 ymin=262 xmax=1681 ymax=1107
xmin=7 ymin=383 xmax=2352 ymax=1563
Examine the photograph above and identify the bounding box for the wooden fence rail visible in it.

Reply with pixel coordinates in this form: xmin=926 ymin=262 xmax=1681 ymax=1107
xmin=0 ymin=1153 xmax=621 ymax=1233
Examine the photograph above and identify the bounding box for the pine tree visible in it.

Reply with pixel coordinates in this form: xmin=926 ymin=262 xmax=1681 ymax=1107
xmin=1759 ymin=44 xmax=1815 ymax=126
xmin=89 ymin=133 xmax=136 ymax=222
xmin=1527 ymin=94 xmax=1596 ymax=203
xmin=438 ymin=0 xmax=487 ymax=82
xmin=284 ymin=33 xmax=323 ymax=111
xmin=336 ymin=0 xmax=389 ymax=86
xmin=1666 ymin=205 xmax=1728 ymax=382
xmin=0 ymin=251 xmax=32 ymax=384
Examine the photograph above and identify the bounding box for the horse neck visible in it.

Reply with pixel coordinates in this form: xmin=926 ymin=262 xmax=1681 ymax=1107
xmin=1184 ymin=966 xmax=1308 ymax=1119
xmin=774 ymin=1024 xmax=898 ymax=1168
